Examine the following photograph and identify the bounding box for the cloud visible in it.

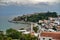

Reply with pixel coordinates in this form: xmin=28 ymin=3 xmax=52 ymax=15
xmin=0 ymin=0 xmax=60 ymax=6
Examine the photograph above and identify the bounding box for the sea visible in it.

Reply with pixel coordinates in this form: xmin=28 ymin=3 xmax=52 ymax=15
xmin=0 ymin=15 xmax=30 ymax=32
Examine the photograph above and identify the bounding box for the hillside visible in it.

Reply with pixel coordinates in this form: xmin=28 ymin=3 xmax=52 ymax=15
xmin=12 ymin=11 xmax=58 ymax=22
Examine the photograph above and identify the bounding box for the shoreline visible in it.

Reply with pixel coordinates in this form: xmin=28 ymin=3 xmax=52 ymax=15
xmin=8 ymin=20 xmax=35 ymax=24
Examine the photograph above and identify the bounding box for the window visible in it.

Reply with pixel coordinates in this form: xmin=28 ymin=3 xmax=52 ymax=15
xmin=49 ymin=39 xmax=51 ymax=40
xmin=43 ymin=38 xmax=45 ymax=40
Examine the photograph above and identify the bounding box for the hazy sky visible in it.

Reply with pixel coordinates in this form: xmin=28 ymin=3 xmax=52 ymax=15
xmin=0 ymin=0 xmax=60 ymax=16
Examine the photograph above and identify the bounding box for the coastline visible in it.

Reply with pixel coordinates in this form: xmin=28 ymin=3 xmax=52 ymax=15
xmin=8 ymin=20 xmax=35 ymax=24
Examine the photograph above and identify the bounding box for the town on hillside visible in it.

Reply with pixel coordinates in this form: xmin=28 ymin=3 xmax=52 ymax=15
xmin=1 ymin=12 xmax=60 ymax=40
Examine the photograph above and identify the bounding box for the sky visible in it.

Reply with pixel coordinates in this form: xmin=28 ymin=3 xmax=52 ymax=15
xmin=0 ymin=0 xmax=60 ymax=16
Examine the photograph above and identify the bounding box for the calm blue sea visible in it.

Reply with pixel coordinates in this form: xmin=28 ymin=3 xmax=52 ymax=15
xmin=0 ymin=16 xmax=30 ymax=32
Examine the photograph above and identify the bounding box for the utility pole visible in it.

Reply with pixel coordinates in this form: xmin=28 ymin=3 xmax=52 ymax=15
xmin=38 ymin=25 xmax=42 ymax=40
xmin=31 ymin=23 xmax=33 ymax=33
xmin=30 ymin=22 xmax=33 ymax=35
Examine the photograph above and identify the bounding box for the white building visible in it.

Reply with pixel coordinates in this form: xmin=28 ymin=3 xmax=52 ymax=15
xmin=18 ymin=30 xmax=30 ymax=34
xmin=18 ymin=30 xmax=27 ymax=32
xmin=39 ymin=20 xmax=43 ymax=23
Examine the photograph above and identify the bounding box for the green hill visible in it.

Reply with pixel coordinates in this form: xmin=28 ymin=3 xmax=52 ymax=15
xmin=12 ymin=11 xmax=58 ymax=22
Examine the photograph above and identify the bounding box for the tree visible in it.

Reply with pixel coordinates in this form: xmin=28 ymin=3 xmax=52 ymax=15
xmin=6 ymin=28 xmax=22 ymax=39
xmin=20 ymin=34 xmax=37 ymax=40
xmin=12 ymin=12 xmax=58 ymax=22
xmin=52 ymin=26 xmax=57 ymax=31
xmin=33 ymin=26 xmax=38 ymax=33
xmin=0 ymin=35 xmax=3 ymax=40
xmin=7 ymin=37 xmax=12 ymax=40
xmin=0 ymin=31 xmax=4 ymax=40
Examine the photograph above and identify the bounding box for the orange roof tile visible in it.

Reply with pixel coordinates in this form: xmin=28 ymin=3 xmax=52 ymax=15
xmin=41 ymin=32 xmax=60 ymax=39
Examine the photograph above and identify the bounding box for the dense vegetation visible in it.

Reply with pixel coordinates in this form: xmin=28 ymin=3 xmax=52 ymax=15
xmin=12 ymin=12 xmax=58 ymax=22
xmin=33 ymin=26 xmax=38 ymax=33
xmin=0 ymin=28 xmax=38 ymax=40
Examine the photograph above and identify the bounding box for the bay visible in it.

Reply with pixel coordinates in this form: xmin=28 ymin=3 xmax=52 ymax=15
xmin=0 ymin=16 xmax=30 ymax=32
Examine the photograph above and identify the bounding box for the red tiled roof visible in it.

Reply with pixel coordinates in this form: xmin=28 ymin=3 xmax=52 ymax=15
xmin=41 ymin=32 xmax=60 ymax=40
xmin=55 ymin=39 xmax=60 ymax=40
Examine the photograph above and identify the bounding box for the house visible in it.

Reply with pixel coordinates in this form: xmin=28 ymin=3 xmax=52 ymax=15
xmin=23 ymin=31 xmax=30 ymax=34
xmin=18 ymin=30 xmax=30 ymax=34
xmin=57 ymin=25 xmax=60 ymax=31
xmin=18 ymin=30 xmax=27 ymax=32
xmin=49 ymin=17 xmax=53 ymax=21
xmin=32 ymin=23 xmax=38 ymax=27
xmin=39 ymin=20 xmax=43 ymax=23
xmin=41 ymin=32 xmax=60 ymax=40
xmin=43 ymin=20 xmax=48 ymax=23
